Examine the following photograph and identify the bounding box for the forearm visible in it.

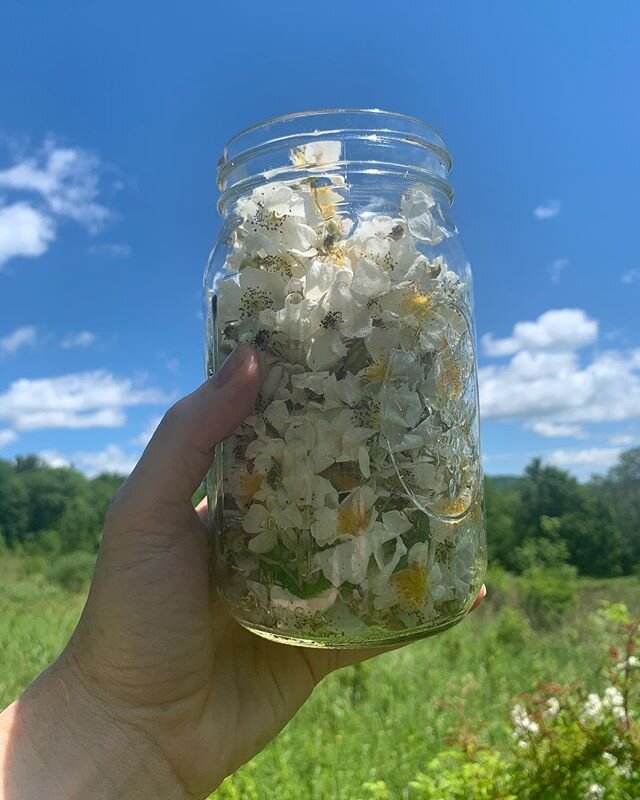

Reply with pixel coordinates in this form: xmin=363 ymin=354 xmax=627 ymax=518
xmin=0 ymin=661 xmax=188 ymax=800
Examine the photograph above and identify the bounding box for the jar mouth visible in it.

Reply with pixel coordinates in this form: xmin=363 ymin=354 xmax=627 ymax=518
xmin=217 ymin=108 xmax=453 ymax=211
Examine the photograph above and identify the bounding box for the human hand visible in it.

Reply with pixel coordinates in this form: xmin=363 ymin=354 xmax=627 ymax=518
xmin=0 ymin=344 xmax=485 ymax=800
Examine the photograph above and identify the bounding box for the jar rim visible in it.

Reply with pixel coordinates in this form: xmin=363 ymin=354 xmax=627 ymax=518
xmin=217 ymin=109 xmax=453 ymax=209
xmin=223 ymin=108 xmax=448 ymax=155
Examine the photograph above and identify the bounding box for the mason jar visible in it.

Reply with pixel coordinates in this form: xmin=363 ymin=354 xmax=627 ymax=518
xmin=203 ymin=109 xmax=486 ymax=648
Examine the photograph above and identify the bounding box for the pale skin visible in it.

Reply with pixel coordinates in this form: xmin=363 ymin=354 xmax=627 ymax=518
xmin=0 ymin=345 xmax=485 ymax=800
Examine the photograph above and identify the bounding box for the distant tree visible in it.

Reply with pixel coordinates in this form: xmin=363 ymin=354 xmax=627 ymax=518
xmin=484 ymin=476 xmax=519 ymax=570
xmin=0 ymin=460 xmax=29 ymax=547
xmin=598 ymin=446 xmax=640 ymax=568
xmin=515 ymin=459 xmax=626 ymax=577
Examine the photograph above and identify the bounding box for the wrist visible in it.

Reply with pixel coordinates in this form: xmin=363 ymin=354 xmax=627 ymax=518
xmin=0 ymin=659 xmax=190 ymax=800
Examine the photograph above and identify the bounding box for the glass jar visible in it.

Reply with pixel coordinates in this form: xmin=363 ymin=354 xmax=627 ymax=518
xmin=204 ymin=110 xmax=486 ymax=648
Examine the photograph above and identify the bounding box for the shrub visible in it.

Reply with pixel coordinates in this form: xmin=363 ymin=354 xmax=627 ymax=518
xmin=46 ymin=551 xmax=96 ymax=592
xmin=403 ymin=608 xmax=640 ymax=799
xmin=493 ymin=607 xmax=532 ymax=650
xmin=520 ymin=565 xmax=578 ymax=629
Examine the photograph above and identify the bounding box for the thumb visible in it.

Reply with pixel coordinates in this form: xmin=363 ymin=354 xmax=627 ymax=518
xmin=124 ymin=345 xmax=260 ymax=508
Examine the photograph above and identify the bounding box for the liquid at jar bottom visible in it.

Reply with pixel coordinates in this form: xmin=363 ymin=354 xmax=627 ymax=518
xmin=210 ymin=497 xmax=486 ymax=649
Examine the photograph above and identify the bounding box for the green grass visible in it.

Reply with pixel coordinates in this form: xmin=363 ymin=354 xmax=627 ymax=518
xmin=0 ymin=556 xmax=637 ymax=800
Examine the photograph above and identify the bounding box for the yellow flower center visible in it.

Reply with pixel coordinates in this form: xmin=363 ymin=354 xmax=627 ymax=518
xmin=337 ymin=494 xmax=372 ymax=536
xmin=239 ymin=472 xmax=264 ymax=504
xmin=438 ymin=495 xmax=469 ymax=517
xmin=391 ymin=563 xmax=427 ymax=611
xmin=401 ymin=291 xmax=435 ymax=322
xmin=365 ymin=358 xmax=389 ymax=383
xmin=438 ymin=342 xmax=463 ymax=396
xmin=313 ymin=185 xmax=340 ymax=220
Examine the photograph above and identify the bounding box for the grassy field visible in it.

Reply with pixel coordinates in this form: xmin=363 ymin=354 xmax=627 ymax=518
xmin=0 ymin=556 xmax=638 ymax=799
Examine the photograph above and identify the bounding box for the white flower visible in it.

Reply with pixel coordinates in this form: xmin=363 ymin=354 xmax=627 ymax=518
xmin=543 ymin=697 xmax=560 ymax=720
xmin=602 ymin=751 xmax=617 ymax=767
xmin=307 ymin=329 xmax=348 ymax=370
xmin=603 ymin=686 xmax=626 ymax=721
xmin=400 ymin=186 xmax=448 ymax=245
xmin=584 ymin=784 xmax=605 ymax=800
xmin=617 ymin=655 xmax=640 ymax=670
xmin=290 ymin=140 xmax=342 ymax=167
xmin=351 ymin=258 xmax=391 ymax=300
xmin=511 ymin=703 xmax=540 ymax=736
xmin=369 ymin=511 xmax=411 ymax=576
xmin=217 ymin=267 xmax=287 ymax=327
xmin=311 ymin=507 xmax=339 ymax=546
xmin=270 ymin=585 xmax=339 ymax=615
xmin=236 ymin=183 xmax=319 ymax=256
xmin=314 ymin=536 xmax=372 ymax=587
xmin=582 ymin=693 xmax=604 ymax=724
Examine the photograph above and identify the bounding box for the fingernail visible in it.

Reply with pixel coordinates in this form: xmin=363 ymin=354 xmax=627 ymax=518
xmin=470 ymin=583 xmax=487 ymax=612
xmin=214 ymin=345 xmax=252 ymax=388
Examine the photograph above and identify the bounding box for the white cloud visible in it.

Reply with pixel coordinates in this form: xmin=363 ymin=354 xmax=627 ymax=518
xmin=528 ymin=421 xmax=586 ymax=439
xmin=609 ymin=433 xmax=635 ymax=447
xmin=549 ymin=258 xmax=569 ymax=284
xmin=480 ymin=347 xmax=640 ymax=423
xmin=74 ymin=444 xmax=138 ymax=477
xmin=533 ymin=200 xmax=561 ymax=220
xmin=0 ymin=370 xmax=167 ymax=431
xmin=88 ymin=243 xmax=131 ymax=258
xmin=1 ymin=325 xmax=37 ymax=355
xmin=40 ymin=444 xmax=138 ymax=477
xmin=622 ymin=269 xmax=640 ymax=285
xmin=0 ymin=203 xmax=55 ymax=267
xmin=60 ymin=331 xmax=95 ymax=349
xmin=0 ymin=139 xmax=111 ymax=268
xmin=133 ymin=415 xmax=162 ymax=447
xmin=38 ymin=450 xmax=72 ymax=468
xmin=545 ymin=447 xmax=623 ymax=472
xmin=481 ymin=309 xmax=598 ymax=357
xmin=0 ymin=428 xmax=17 ymax=449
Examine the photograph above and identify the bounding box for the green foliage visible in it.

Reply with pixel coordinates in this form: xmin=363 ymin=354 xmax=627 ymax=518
xmin=513 ymin=535 xmax=569 ymax=572
xmin=488 ymin=457 xmax=629 ymax=578
xmin=520 ymin=565 xmax=578 ymax=629
xmin=45 ymin=551 xmax=97 ymax=592
xmin=0 ymin=456 xmax=124 ymax=555
xmin=598 ymin=446 xmax=640 ymax=569
xmin=2 ymin=556 xmax=638 ymax=800
xmin=492 ymin=607 xmax=532 ymax=649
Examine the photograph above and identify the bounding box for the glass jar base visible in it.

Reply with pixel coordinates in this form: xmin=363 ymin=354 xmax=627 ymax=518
xmin=231 ymin=607 xmax=472 ymax=649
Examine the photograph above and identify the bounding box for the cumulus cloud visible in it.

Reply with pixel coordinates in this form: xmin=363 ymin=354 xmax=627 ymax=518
xmin=39 ymin=444 xmax=138 ymax=477
xmin=38 ymin=450 xmax=72 ymax=469
xmin=545 ymin=447 xmax=623 ymax=471
xmin=549 ymin=257 xmax=569 ymax=284
xmin=533 ymin=200 xmax=561 ymax=220
xmin=1 ymin=325 xmax=37 ymax=355
xmin=609 ymin=433 xmax=635 ymax=447
xmin=528 ymin=421 xmax=586 ymax=439
xmin=0 ymin=203 xmax=56 ymax=267
xmin=479 ymin=305 xmax=640 ymax=447
xmin=0 ymin=428 xmax=17 ymax=449
xmin=133 ymin=415 xmax=162 ymax=447
xmin=60 ymin=331 xmax=95 ymax=349
xmin=0 ymin=138 xmax=111 ymax=268
xmin=0 ymin=370 xmax=167 ymax=431
xmin=480 ymin=347 xmax=640 ymax=423
xmin=481 ymin=309 xmax=598 ymax=357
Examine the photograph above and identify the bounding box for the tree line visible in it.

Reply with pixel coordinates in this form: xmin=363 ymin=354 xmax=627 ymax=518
xmin=2 ymin=449 xmax=640 ymax=577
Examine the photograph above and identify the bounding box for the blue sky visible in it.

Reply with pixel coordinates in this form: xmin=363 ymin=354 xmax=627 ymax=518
xmin=1 ymin=0 xmax=639 ymax=479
